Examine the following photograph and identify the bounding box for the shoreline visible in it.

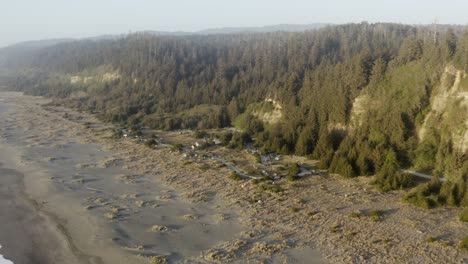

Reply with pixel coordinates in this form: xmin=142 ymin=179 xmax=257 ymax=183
xmin=0 ymin=92 xmax=247 ymax=263
xmin=0 ymin=145 xmax=84 ymax=264
xmin=0 ymin=91 xmax=467 ymax=263
xmin=0 ymin=98 xmax=149 ymax=264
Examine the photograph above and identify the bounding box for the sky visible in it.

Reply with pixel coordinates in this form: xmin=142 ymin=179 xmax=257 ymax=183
xmin=1 ymin=0 xmax=468 ymax=47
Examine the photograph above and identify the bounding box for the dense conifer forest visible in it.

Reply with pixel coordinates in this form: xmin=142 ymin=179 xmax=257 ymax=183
xmin=0 ymin=23 xmax=467 ymax=208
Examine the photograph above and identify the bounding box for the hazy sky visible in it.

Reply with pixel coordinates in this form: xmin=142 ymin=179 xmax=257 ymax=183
xmin=1 ymin=0 xmax=468 ymax=47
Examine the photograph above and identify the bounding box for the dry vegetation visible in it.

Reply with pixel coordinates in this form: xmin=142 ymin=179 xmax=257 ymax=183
xmin=2 ymin=92 xmax=468 ymax=263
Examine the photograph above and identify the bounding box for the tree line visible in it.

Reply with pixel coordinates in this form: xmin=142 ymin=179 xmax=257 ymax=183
xmin=0 ymin=22 xmax=467 ymax=206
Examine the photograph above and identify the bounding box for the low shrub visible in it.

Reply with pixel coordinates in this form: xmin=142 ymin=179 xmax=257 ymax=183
xmin=170 ymin=143 xmax=184 ymax=152
xmin=145 ymin=138 xmax=158 ymax=148
xmin=194 ymin=130 xmax=208 ymax=139
xmin=229 ymin=172 xmax=242 ymax=181
xmin=404 ymin=177 xmax=443 ymax=208
xmin=349 ymin=212 xmax=360 ymax=218
xmin=368 ymin=210 xmax=384 ymax=221
xmin=287 ymin=163 xmax=301 ymax=181
xmin=368 ymin=210 xmax=384 ymax=217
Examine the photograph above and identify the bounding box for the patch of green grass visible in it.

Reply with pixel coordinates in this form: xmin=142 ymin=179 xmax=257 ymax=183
xmin=259 ymin=183 xmax=283 ymax=194
xmin=459 ymin=209 xmax=468 ymax=222
xmin=426 ymin=236 xmax=438 ymax=243
xmin=458 ymin=236 xmax=468 ymax=251
xmin=367 ymin=210 xmax=385 ymax=221
xmin=368 ymin=210 xmax=384 ymax=217
xmin=290 ymin=207 xmax=300 ymax=213
xmin=229 ymin=172 xmax=242 ymax=181
xmin=348 ymin=212 xmax=360 ymax=218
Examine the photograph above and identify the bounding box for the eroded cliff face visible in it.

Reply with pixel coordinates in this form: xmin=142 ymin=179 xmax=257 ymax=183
xmin=253 ymin=99 xmax=283 ymax=125
xmin=346 ymin=64 xmax=467 ymax=153
xmin=68 ymin=66 xmax=121 ymax=99
xmin=349 ymin=94 xmax=371 ymax=128
xmin=69 ymin=70 xmax=120 ymax=85
xmin=419 ymin=65 xmax=468 ymax=152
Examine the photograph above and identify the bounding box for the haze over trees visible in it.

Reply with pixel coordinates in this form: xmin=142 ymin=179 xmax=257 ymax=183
xmin=0 ymin=22 xmax=467 ymax=207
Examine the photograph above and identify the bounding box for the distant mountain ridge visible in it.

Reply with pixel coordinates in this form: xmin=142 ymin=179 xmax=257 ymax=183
xmin=6 ymin=38 xmax=74 ymax=49
xmin=197 ymin=23 xmax=329 ymax=34
xmin=1 ymin=23 xmax=328 ymax=50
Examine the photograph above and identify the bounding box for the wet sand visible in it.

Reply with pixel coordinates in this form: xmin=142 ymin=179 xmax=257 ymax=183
xmin=0 ymin=94 xmax=245 ymax=263
xmin=0 ymin=163 xmax=80 ymax=264
xmin=0 ymin=91 xmax=466 ymax=263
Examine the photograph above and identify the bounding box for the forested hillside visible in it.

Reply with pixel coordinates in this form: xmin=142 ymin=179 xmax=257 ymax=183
xmin=0 ymin=23 xmax=467 ymax=208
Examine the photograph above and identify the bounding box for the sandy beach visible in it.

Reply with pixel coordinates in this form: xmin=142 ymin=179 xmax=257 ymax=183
xmin=0 ymin=160 xmax=80 ymax=264
xmin=0 ymin=93 xmax=246 ymax=263
xmin=0 ymin=91 xmax=467 ymax=263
